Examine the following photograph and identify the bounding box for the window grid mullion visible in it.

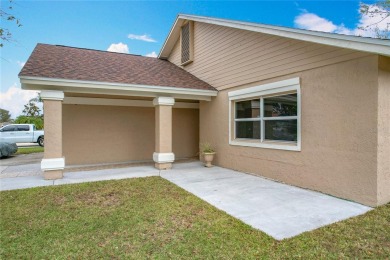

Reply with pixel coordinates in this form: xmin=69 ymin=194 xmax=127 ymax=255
xmin=233 ymin=101 xmax=236 ymax=142
xmin=234 ymin=118 xmax=261 ymax=122
xmin=262 ymin=116 xmax=298 ymax=121
xmin=260 ymin=97 xmax=264 ymax=142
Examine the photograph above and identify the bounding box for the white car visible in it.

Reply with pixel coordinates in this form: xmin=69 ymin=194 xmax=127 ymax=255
xmin=0 ymin=124 xmax=44 ymax=147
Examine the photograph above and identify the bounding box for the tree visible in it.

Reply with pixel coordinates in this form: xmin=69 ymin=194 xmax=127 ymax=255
xmin=0 ymin=0 xmax=22 ymax=47
xmin=0 ymin=108 xmax=12 ymax=122
xmin=22 ymin=96 xmax=41 ymax=117
xmin=22 ymin=100 xmax=41 ymax=117
xmin=29 ymin=94 xmax=42 ymax=103
xmin=15 ymin=95 xmax=44 ymax=129
xmin=360 ymin=0 xmax=390 ymax=39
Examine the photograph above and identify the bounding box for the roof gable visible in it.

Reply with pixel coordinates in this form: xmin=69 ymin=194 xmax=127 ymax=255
xmin=159 ymin=14 xmax=390 ymax=59
xmin=19 ymin=43 xmax=215 ymax=91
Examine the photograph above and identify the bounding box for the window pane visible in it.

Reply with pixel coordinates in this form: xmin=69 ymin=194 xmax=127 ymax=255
xmin=2 ymin=126 xmax=15 ymax=132
xmin=17 ymin=125 xmax=29 ymax=131
xmin=235 ymin=100 xmax=260 ymax=118
xmin=264 ymin=94 xmax=297 ymax=117
xmin=264 ymin=120 xmax=297 ymax=141
xmin=236 ymin=121 xmax=261 ymax=139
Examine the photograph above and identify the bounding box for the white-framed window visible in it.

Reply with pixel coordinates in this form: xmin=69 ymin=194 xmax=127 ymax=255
xmin=228 ymin=77 xmax=301 ymax=151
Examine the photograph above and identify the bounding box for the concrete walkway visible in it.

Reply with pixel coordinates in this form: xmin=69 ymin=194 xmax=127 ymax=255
xmin=0 ymin=161 xmax=371 ymax=240
xmin=160 ymin=162 xmax=372 ymax=240
xmin=0 ymin=165 xmax=160 ymax=190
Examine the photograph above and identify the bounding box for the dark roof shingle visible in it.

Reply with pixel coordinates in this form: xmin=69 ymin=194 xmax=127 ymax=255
xmin=19 ymin=44 xmax=215 ymax=91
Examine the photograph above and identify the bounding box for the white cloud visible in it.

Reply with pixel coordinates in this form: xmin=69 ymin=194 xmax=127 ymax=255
xmin=294 ymin=13 xmax=338 ymax=33
xmin=0 ymin=84 xmax=41 ymax=118
xmin=107 ymin=42 xmax=129 ymax=53
xmin=294 ymin=4 xmax=389 ymax=38
xmin=145 ymin=51 xmax=157 ymax=58
xmin=16 ymin=61 xmax=26 ymax=68
xmin=128 ymin=34 xmax=157 ymax=42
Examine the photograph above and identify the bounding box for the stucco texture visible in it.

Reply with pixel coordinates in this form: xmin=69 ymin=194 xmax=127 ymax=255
xmin=377 ymin=56 xmax=390 ymax=205
xmin=200 ymin=55 xmax=382 ymax=206
xmin=155 ymin=105 xmax=173 ymax=153
xmin=63 ymin=105 xmax=199 ymax=165
xmin=43 ymin=100 xmax=63 ymax=159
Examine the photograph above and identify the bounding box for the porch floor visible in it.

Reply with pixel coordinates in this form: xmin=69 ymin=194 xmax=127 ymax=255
xmin=0 ymin=161 xmax=371 ymax=240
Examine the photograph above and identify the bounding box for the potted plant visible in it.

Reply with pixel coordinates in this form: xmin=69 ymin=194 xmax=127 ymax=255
xmin=200 ymin=142 xmax=216 ymax=167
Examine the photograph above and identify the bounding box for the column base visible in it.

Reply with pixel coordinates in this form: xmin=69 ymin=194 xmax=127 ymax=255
xmin=155 ymin=163 xmax=173 ymax=170
xmin=153 ymin=152 xmax=174 ymax=170
xmin=41 ymin=157 xmax=65 ymax=180
xmin=44 ymin=170 xmax=63 ymax=180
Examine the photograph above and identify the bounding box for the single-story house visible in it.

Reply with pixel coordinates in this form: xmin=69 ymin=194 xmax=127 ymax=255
xmin=19 ymin=14 xmax=389 ymax=207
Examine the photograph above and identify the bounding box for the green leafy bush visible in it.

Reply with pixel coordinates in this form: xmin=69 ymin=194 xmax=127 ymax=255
xmin=200 ymin=142 xmax=215 ymax=153
xmin=14 ymin=116 xmax=44 ymax=130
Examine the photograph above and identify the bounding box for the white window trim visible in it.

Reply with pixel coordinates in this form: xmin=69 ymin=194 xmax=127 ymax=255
xmin=228 ymin=77 xmax=301 ymax=151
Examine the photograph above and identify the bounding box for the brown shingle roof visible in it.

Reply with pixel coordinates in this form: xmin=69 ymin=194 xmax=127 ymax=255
xmin=19 ymin=44 xmax=215 ymax=91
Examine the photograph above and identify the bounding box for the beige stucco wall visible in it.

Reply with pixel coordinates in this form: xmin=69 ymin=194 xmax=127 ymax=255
xmin=173 ymin=108 xmax=199 ymax=158
xmin=377 ymin=56 xmax=390 ymax=205
xmin=63 ymin=105 xmax=199 ymax=165
xmin=168 ymin=21 xmax=389 ymax=206
xmin=199 ymin=55 xmax=380 ymax=206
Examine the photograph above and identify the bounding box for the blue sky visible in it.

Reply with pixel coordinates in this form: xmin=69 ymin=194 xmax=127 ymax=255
xmin=0 ymin=0 xmax=383 ymax=117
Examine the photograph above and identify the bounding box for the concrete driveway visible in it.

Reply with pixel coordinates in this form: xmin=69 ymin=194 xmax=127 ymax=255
xmin=0 ymin=153 xmax=43 ymax=178
xmin=0 ymin=159 xmax=371 ymax=240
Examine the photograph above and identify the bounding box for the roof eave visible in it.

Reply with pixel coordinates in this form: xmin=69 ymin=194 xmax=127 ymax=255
xmin=19 ymin=76 xmax=217 ymax=101
xmin=159 ymin=14 xmax=390 ymax=59
xmin=158 ymin=15 xmax=185 ymax=59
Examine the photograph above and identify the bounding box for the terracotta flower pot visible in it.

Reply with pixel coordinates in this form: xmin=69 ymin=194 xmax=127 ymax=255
xmin=203 ymin=152 xmax=216 ymax=167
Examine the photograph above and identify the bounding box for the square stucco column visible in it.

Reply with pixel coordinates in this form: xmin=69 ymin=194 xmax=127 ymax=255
xmin=40 ymin=90 xmax=65 ymax=180
xmin=153 ymin=97 xmax=175 ymax=170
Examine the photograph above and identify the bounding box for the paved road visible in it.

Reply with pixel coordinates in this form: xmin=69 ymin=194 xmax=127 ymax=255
xmin=0 ymin=153 xmax=43 ymax=178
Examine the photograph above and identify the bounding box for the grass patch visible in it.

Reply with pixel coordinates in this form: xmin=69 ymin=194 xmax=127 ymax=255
xmin=0 ymin=177 xmax=389 ymax=259
xmin=15 ymin=146 xmax=44 ymax=154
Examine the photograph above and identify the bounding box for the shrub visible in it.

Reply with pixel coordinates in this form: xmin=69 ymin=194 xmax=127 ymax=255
xmin=14 ymin=116 xmax=44 ymax=130
xmin=0 ymin=142 xmax=18 ymax=157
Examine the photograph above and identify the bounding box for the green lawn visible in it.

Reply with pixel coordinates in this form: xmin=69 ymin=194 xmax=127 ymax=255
xmin=15 ymin=146 xmax=44 ymax=154
xmin=0 ymin=177 xmax=389 ymax=259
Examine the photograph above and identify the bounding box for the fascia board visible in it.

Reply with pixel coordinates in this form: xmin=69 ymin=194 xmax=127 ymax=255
xmin=159 ymin=14 xmax=390 ymax=59
xmin=20 ymin=76 xmax=217 ymax=100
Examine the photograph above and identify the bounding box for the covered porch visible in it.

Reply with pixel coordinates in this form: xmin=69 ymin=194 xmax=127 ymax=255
xmin=20 ymin=85 xmax=216 ymax=180
xmin=19 ymin=44 xmax=217 ymax=180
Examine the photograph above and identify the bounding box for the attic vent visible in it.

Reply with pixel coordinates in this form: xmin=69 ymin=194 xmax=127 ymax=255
xmin=181 ymin=21 xmax=193 ymax=65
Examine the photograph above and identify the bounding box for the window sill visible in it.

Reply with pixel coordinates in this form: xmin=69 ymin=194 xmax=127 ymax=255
xmin=230 ymin=139 xmax=301 ymax=151
xmin=181 ymin=60 xmax=193 ymax=66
